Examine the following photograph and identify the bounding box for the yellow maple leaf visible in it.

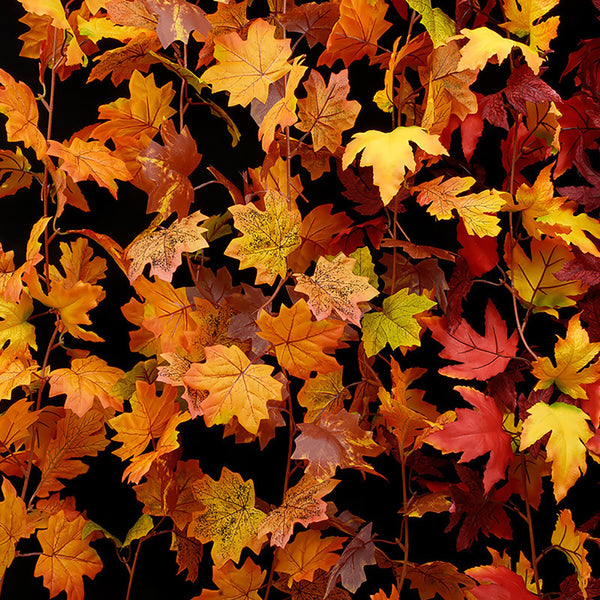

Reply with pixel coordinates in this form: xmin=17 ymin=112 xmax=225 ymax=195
xmin=531 ymin=315 xmax=600 ymax=399
xmin=362 ymin=288 xmax=436 ymax=357
xmin=203 ymin=18 xmax=292 ymax=107
xmin=294 ymin=253 xmax=378 ymax=326
xmin=508 ymin=237 xmax=586 ymax=317
xmin=0 ymin=292 xmax=37 ymax=355
xmin=507 ymin=165 xmax=600 ymax=257
xmin=188 ymin=467 xmax=265 ymax=567
xmin=406 ymin=0 xmax=456 ymax=48
xmin=520 ymin=401 xmax=593 ymax=502
xmin=500 ymin=0 xmax=560 ymax=53
xmin=342 ymin=126 xmax=448 ymax=205
xmin=182 ymin=344 xmax=283 ymax=435
xmin=413 ymin=176 xmax=507 ymax=237
xmin=226 ymin=190 xmax=301 ymax=285
xmin=455 ymin=27 xmax=544 ymax=74
xmin=551 ymin=509 xmax=591 ymax=599
xmin=49 ymin=355 xmax=125 ymax=416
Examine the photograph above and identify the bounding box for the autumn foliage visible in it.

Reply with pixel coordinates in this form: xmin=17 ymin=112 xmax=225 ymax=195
xmin=1 ymin=0 xmax=600 ymax=599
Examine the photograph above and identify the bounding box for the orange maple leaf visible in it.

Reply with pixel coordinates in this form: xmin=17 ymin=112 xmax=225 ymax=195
xmin=92 ymin=70 xmax=176 ymax=144
xmin=0 ymin=69 xmax=46 ymax=159
xmin=296 ymin=69 xmax=361 ymax=153
xmin=35 ymin=407 xmax=109 ymax=498
xmin=34 ymin=510 xmax=103 ymax=600
xmin=139 ymin=120 xmax=202 ymax=217
xmin=318 ymin=0 xmax=392 ymax=67
xmin=275 ymin=529 xmax=345 ymax=587
xmin=183 ymin=344 xmax=283 ymax=435
xmin=0 ymin=478 xmax=28 ymax=578
xmin=47 ymin=137 xmax=132 ymax=198
xmin=110 ymin=381 xmax=189 ymax=483
xmin=258 ymin=474 xmax=338 ymax=547
xmin=48 ymin=355 xmax=125 ymax=416
xmin=196 ymin=557 xmax=266 ymax=600
xmin=257 ymin=299 xmax=345 ymax=379
xmin=203 ymin=18 xmax=293 ymax=107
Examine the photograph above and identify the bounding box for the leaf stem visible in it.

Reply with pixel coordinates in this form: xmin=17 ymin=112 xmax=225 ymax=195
xmin=520 ymin=453 xmax=542 ymax=595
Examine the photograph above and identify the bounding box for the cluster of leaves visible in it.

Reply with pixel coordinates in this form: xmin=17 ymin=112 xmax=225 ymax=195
xmin=1 ymin=0 xmax=600 ymax=599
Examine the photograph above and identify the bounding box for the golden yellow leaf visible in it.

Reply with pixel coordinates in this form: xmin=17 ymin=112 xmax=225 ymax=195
xmin=413 ymin=176 xmax=507 ymax=237
xmin=226 ymin=190 xmax=301 ymax=285
xmin=188 ymin=467 xmax=266 ymax=566
xmin=342 ymin=126 xmax=448 ymax=205
xmin=455 ymin=27 xmax=544 ymax=74
xmin=500 ymin=0 xmax=560 ymax=53
xmin=520 ymin=402 xmax=593 ymax=502
xmin=203 ymin=18 xmax=292 ymax=107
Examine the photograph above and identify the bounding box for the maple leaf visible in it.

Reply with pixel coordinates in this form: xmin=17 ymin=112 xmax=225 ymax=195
xmin=282 ymin=2 xmax=340 ymax=48
xmin=531 ymin=314 xmax=600 ymax=399
xmin=465 ymin=565 xmax=538 ymax=600
xmin=292 ymin=408 xmax=382 ymax=480
xmin=407 ymin=0 xmax=456 ymax=48
xmin=226 ymin=190 xmax=301 ymax=285
xmin=0 ymin=292 xmax=37 ymax=355
xmin=188 ymin=467 xmax=266 ymax=566
xmin=455 ymin=27 xmax=544 ymax=74
xmin=0 ymin=478 xmax=27 ymax=579
xmin=446 ymin=466 xmax=513 ymax=550
xmin=281 ymin=569 xmax=352 ymax=600
xmin=296 ymin=69 xmax=360 ymax=153
xmin=500 ymin=0 xmax=560 ymax=54
xmin=298 ymin=369 xmax=350 ymax=422
xmin=275 ymin=530 xmax=345 ymax=587
xmin=47 ymin=138 xmax=131 ymax=199
xmin=552 ymin=509 xmax=591 ymax=599
xmin=196 ymin=557 xmax=266 ymax=600
xmin=182 ymin=344 xmax=283 ymax=435
xmin=318 ymin=0 xmax=392 ymax=67
xmin=203 ymin=19 xmax=292 ymax=107
xmin=288 ymin=204 xmax=353 ymax=273
xmin=93 ymin=70 xmax=176 ymax=144
xmin=0 ymin=148 xmax=33 ymax=199
xmin=325 ymin=523 xmax=376 ymax=596
xmin=361 ymin=287 xmax=436 ymax=357
xmin=35 ymin=407 xmax=109 ymax=498
xmin=413 ymin=176 xmax=507 ymax=237
xmin=139 ymin=120 xmax=202 ymax=218
xmin=405 ymin=561 xmax=474 ymax=600
xmin=424 ymin=300 xmax=519 ymax=380
xmin=0 ymin=398 xmax=38 ymax=466
xmin=294 ymin=253 xmax=378 ymax=326
xmin=0 ymin=68 xmax=47 ymax=159
xmin=144 ymin=0 xmax=210 ymax=47
xmin=520 ymin=401 xmax=593 ymax=501
xmin=258 ymin=474 xmax=338 ymax=547
xmin=170 ymin=528 xmax=204 ymax=582
xmin=48 ymin=355 xmax=125 ymax=416
xmin=34 ymin=510 xmax=103 ymax=600
xmin=126 ymin=211 xmax=208 ymax=282
xmin=257 ymin=299 xmax=345 ymax=379
xmin=342 ymin=126 xmax=448 ymax=205
xmin=508 ymin=237 xmax=586 ymax=316
xmin=88 ymin=33 xmax=162 ymax=87
xmin=426 ymin=386 xmax=514 ymax=493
